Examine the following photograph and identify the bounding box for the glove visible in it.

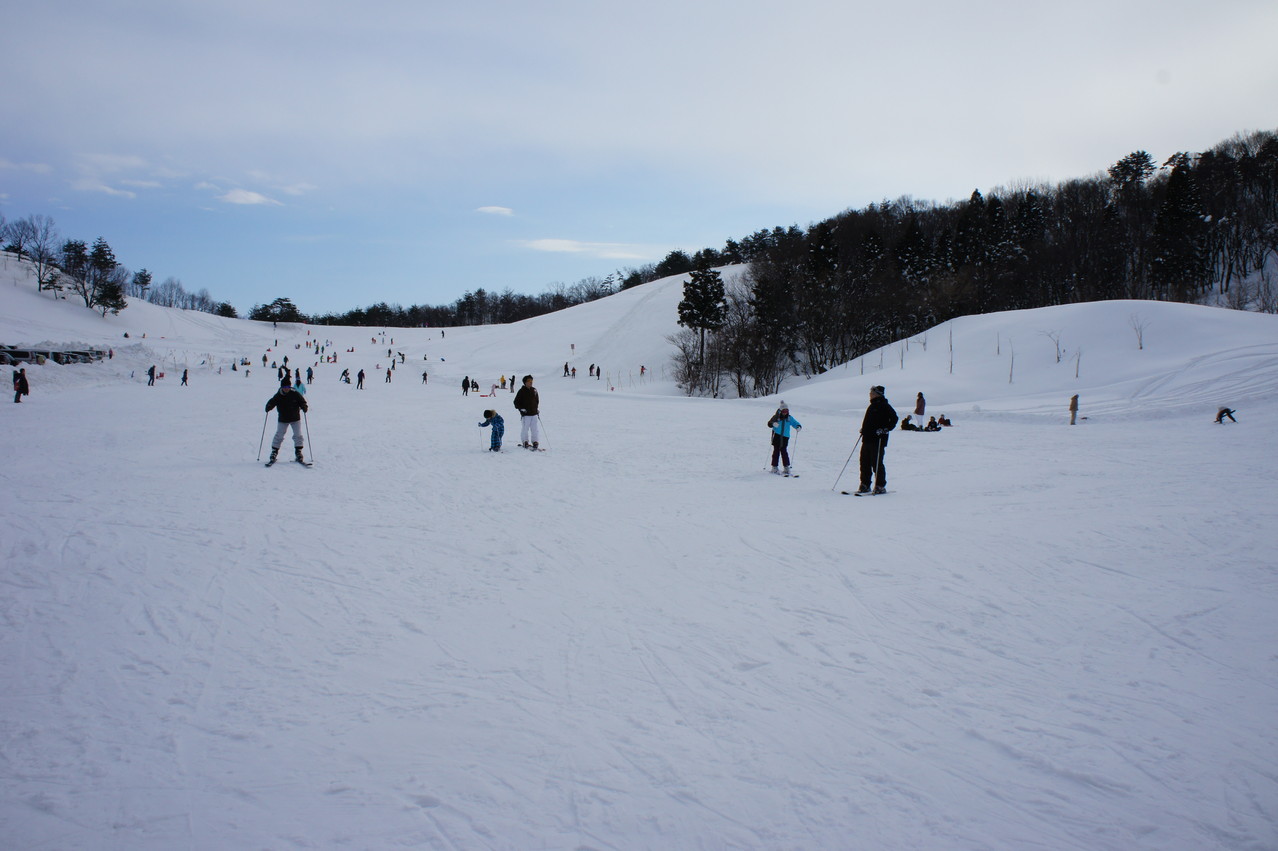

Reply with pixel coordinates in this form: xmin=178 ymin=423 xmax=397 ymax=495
xmin=877 ymin=428 xmax=889 ymax=436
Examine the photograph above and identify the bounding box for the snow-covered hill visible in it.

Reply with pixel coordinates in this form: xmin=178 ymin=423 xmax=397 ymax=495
xmin=3 ymin=251 xmax=1277 ymax=850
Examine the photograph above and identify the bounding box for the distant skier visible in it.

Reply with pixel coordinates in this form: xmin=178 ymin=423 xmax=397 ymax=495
xmin=264 ymin=376 xmax=308 ymax=465
xmin=181 ymin=369 xmax=189 ymax=386
xmin=479 ymin=409 xmax=505 ymax=451
xmin=462 ymin=376 xmax=470 ymax=396
xmin=1069 ymin=394 xmax=1079 ymax=425
xmin=1215 ymin=407 xmax=1237 ymax=423
xmin=422 ymin=370 xmax=429 ymax=384
xmin=856 ymin=385 xmax=898 ymax=494
xmin=147 ymin=365 xmax=156 ymax=386
xmin=356 ymin=369 xmax=365 ymax=389
xmin=767 ymin=401 xmax=802 ymax=475
xmin=914 ymin=392 xmax=925 ymax=423
xmin=514 ymin=375 xmax=541 ymax=449
xmin=13 ymin=367 xmax=29 ymax=403
xmin=385 ymin=368 xmax=392 ymax=383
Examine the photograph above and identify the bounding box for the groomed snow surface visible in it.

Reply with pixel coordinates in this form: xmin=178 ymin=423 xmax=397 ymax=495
xmin=3 ymin=255 xmax=1277 ymax=850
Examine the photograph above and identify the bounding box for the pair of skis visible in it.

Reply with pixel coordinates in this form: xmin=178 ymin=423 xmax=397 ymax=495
xmin=265 ymin=457 xmax=312 ymax=468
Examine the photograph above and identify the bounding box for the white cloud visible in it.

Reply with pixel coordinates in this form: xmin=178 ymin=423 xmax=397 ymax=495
xmin=477 ymin=206 xmax=514 ymax=216
xmin=521 ymin=239 xmax=650 ymax=260
xmin=70 ymin=178 xmax=137 ymax=199
xmin=279 ymin=182 xmax=317 ymax=196
xmin=218 ymin=189 xmax=283 ymax=206
xmin=0 ymin=159 xmax=53 ymax=174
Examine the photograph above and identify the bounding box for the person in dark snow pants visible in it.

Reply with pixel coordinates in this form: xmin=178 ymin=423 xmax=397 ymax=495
xmin=857 ymin=385 xmax=899 ymax=494
xmin=265 ymin=377 xmax=309 ymax=464
xmin=478 ymin=410 xmax=505 ymax=451
xmin=13 ymin=368 xmax=30 ymax=403
xmin=767 ymin=401 xmax=802 ymax=475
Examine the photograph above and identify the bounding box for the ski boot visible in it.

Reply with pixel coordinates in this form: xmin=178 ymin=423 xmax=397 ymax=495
xmin=295 ymin=446 xmax=306 ymax=463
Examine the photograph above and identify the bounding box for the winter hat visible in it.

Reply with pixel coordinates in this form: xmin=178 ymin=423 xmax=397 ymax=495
xmin=778 ymin=399 xmax=787 ymax=409
xmin=870 ymin=385 xmax=885 ymax=397
xmin=280 ymin=376 xmax=292 ymax=387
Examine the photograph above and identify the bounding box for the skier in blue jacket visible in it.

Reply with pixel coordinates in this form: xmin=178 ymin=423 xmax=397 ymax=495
xmin=767 ymin=401 xmax=802 ymax=475
xmin=478 ymin=409 xmax=505 ymax=451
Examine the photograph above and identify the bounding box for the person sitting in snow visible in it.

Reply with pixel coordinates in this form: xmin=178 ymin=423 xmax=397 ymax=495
xmin=767 ymin=401 xmax=802 ymax=475
xmin=478 ymin=409 xmax=505 ymax=451
xmin=938 ymin=414 xmax=952 ymax=427
xmin=924 ymin=416 xmax=941 ymax=432
xmin=899 ymin=415 xmax=922 ymax=431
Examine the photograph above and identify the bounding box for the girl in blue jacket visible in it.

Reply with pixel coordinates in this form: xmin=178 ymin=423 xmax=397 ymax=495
xmin=767 ymin=401 xmax=802 ymax=474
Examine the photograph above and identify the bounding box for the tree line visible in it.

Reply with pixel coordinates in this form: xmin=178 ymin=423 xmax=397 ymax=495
xmin=2 ymin=214 xmax=238 ymax=318
xmin=671 ymin=129 xmax=1278 ymax=397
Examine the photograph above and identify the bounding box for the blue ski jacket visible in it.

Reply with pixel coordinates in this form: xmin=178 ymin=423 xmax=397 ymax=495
xmin=769 ymin=412 xmax=802 ymax=439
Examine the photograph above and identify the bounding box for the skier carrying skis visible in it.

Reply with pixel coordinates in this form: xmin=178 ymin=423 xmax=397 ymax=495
xmin=265 ymin=376 xmax=309 ymax=465
xmin=857 ymin=385 xmax=898 ymax=494
xmin=767 ymin=401 xmax=802 ymax=475
xmin=513 ymin=374 xmax=540 ymax=449
xmin=478 ymin=409 xmax=505 ymax=451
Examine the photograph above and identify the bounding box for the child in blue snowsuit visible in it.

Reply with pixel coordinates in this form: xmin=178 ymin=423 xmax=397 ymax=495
xmin=767 ymin=401 xmax=802 ymax=474
xmin=479 ymin=409 xmax=505 ymax=451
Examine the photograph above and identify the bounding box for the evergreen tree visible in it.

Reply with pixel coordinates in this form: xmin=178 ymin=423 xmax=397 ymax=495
xmin=677 ymin=259 xmax=727 ymax=364
xmin=1151 ymin=154 xmax=1209 ymax=300
xmin=130 ymin=269 xmax=153 ymax=299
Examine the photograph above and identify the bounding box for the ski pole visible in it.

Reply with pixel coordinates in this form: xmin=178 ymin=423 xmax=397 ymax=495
xmin=303 ymin=411 xmax=314 ymax=462
xmin=831 ymin=434 xmax=861 ymax=491
xmin=875 ymin=435 xmax=886 ymax=490
xmin=256 ymin=411 xmax=269 ymax=461
xmin=537 ymin=414 xmax=548 ymax=448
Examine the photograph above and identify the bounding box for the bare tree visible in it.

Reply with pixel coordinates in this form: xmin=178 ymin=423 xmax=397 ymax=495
xmin=1129 ymin=314 xmax=1149 ymax=350
xmin=5 ymin=216 xmax=37 ymax=260
xmin=28 ymin=215 xmax=63 ymax=295
xmin=1041 ymin=330 xmax=1063 ymax=363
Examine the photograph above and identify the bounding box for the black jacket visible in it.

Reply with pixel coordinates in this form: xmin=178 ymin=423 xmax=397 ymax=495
xmin=860 ymin=395 xmax=898 ymax=438
xmin=513 ymin=385 xmax=539 ymax=417
xmin=266 ymin=387 xmax=308 ymax=422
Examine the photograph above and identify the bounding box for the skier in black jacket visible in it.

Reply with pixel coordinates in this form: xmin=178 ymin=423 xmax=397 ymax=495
xmin=513 ymin=374 xmax=541 ymax=448
xmin=857 ymin=385 xmax=899 ymax=494
xmin=265 ymin=376 xmax=309 ymax=464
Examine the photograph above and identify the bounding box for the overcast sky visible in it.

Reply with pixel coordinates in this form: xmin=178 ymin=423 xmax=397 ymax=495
xmin=3 ymin=0 xmax=1275 ymax=314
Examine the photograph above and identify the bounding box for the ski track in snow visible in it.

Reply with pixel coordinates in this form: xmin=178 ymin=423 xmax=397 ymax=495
xmin=2 ymin=263 xmax=1277 ymax=849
